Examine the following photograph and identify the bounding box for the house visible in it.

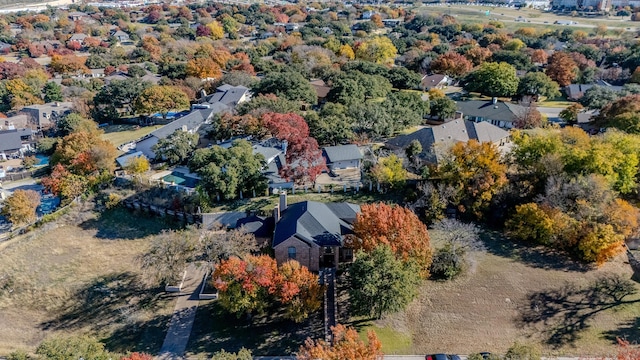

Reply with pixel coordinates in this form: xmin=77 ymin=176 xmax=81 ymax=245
xmin=385 ymin=119 xmax=510 ymax=164
xmin=421 ymin=74 xmax=451 ymax=91
xmin=1 ymin=115 xmax=31 ymax=130
xmin=310 ymin=79 xmax=331 ymax=104
xmin=272 ymin=193 xmax=360 ymax=272
xmin=136 ymin=106 xmax=224 ymax=159
xmin=68 ymin=11 xmax=88 ymax=21
xmin=252 ymin=139 xmax=293 ymax=190
xmin=322 ymin=145 xmax=363 ymax=171
xmin=0 ymin=129 xmax=32 ymax=160
xmin=21 ymin=102 xmax=73 ymax=131
xmin=454 ymin=99 xmax=525 ymax=129
xmin=564 ymin=81 xmax=624 ymax=100
xmin=68 ymin=33 xmax=88 ymax=45
xmin=284 ymin=23 xmax=300 ymax=32
xmin=361 ymin=10 xmax=375 ymax=19
xmin=0 ymin=41 xmax=11 ymax=53
xmin=110 ymin=30 xmax=130 ymax=43
xmin=200 ymin=85 xmax=251 ymax=108
xmin=382 ymin=18 xmax=403 ymax=27
xmin=116 ymin=151 xmax=147 ymax=168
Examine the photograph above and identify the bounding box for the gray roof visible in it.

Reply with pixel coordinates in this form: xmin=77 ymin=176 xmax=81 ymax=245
xmin=385 ymin=120 xmax=509 ymax=161
xmin=456 ymin=100 xmax=523 ymax=123
xmin=150 ymin=108 xmax=216 ymax=140
xmin=201 ymin=212 xmax=248 ymax=230
xmin=112 ymin=30 xmax=129 ymax=38
xmin=273 ymin=201 xmax=360 ymax=248
xmin=69 ymin=33 xmax=88 ymax=41
xmin=322 ymin=145 xmax=363 ymax=163
xmin=204 ymin=85 xmax=249 ymax=107
xmin=565 ymin=83 xmax=624 ymax=100
xmin=116 ymin=151 xmax=146 ymax=167
xmin=0 ymin=130 xmax=22 ymax=151
xmin=253 ymin=144 xmax=283 ymax=163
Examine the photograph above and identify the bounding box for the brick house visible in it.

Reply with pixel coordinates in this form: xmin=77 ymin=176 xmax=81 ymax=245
xmin=272 ymin=193 xmax=359 ymax=272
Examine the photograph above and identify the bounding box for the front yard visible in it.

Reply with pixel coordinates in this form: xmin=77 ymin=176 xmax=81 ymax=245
xmin=342 ymin=230 xmax=640 ymax=356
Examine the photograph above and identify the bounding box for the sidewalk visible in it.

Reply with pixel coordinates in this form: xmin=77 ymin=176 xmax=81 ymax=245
xmin=156 ymin=264 xmax=207 ymax=360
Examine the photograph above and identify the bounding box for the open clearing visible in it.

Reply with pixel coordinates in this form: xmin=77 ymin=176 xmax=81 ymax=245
xmin=346 ymin=230 xmax=640 ymax=357
xmin=0 ymin=204 xmax=177 ymax=355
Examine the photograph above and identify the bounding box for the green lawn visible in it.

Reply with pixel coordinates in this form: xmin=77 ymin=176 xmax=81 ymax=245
xmin=356 ymin=323 xmax=412 ymax=354
xmin=101 ymin=124 xmax=162 ymax=147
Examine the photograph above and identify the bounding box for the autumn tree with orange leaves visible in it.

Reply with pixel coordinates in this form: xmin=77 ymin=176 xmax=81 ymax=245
xmin=348 ymin=203 xmax=433 ymax=277
xmin=430 ymin=51 xmax=473 ymax=78
xmin=120 ymin=353 xmax=153 ymax=360
xmin=546 ymin=52 xmax=578 ymax=87
xmin=297 ymin=324 xmax=383 ymax=360
xmin=213 ymin=255 xmax=322 ymax=322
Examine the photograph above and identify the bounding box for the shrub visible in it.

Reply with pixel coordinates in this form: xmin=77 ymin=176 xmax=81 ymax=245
xmin=430 ymin=245 xmax=465 ymax=280
xmin=505 ymin=342 xmax=541 ymax=360
xmin=105 ymin=193 xmax=122 ymax=209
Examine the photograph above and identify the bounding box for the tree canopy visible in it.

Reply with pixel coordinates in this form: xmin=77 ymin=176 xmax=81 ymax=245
xmin=465 ymin=62 xmax=519 ymax=97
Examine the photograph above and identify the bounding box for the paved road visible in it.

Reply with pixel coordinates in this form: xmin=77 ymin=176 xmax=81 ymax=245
xmin=157 ymin=265 xmax=207 ymax=360
xmin=538 ymin=107 xmax=563 ymax=122
xmin=0 ymin=178 xmax=41 ymax=196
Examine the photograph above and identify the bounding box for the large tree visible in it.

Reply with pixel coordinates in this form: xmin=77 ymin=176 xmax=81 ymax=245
xmin=354 ymin=36 xmax=398 ymax=65
xmin=189 ymin=139 xmax=267 ymax=200
xmin=580 ymin=86 xmax=621 ymax=110
xmin=465 ymin=62 xmax=519 ymax=97
xmin=252 ymin=71 xmax=317 ymax=105
xmin=349 ymin=203 xmax=433 ymax=277
xmin=305 ymin=103 xmax=354 ymax=146
xmin=349 ymin=245 xmax=421 ymax=319
xmin=261 ymin=112 xmax=326 ymax=184
xmin=93 ymin=78 xmax=152 ymax=121
xmin=517 ymin=72 xmax=561 ymax=99
xmin=370 ymin=154 xmax=407 ymax=189
xmin=595 ymin=95 xmax=640 ymax=134
xmin=430 ymin=51 xmax=473 ymax=78
xmin=297 ymin=324 xmax=383 ymax=360
xmin=50 ymin=131 xmax=117 ymax=176
xmin=139 ymin=230 xmax=197 ymax=286
xmin=546 ymin=52 xmax=578 ymax=87
xmin=1 ymin=189 xmax=41 ymax=226
xmin=152 ymin=130 xmax=199 ymax=165
xmin=438 ymin=140 xmax=508 ymax=219
xmin=133 ymin=85 xmax=190 ymax=120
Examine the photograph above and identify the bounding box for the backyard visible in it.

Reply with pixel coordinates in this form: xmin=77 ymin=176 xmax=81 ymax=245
xmin=344 ymin=230 xmax=640 ymax=356
xmin=0 ymin=203 xmax=178 ymax=355
xmin=101 ymin=124 xmax=162 ymax=148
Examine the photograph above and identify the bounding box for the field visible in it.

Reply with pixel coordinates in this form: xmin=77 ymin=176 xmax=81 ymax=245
xmin=102 ymin=124 xmax=162 ymax=148
xmin=417 ymin=4 xmax=635 ymax=31
xmin=0 ymin=204 xmax=177 ymax=355
xmin=345 ymin=230 xmax=640 ymax=356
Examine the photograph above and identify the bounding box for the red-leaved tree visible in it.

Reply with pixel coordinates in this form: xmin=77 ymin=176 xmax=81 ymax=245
xmin=120 ymin=353 xmax=153 ymax=360
xmin=261 ymin=112 xmax=326 ymax=184
xmin=297 ymin=324 xmax=383 ymax=360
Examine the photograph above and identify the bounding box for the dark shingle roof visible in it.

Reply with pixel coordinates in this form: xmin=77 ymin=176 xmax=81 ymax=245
xmin=0 ymin=130 xmax=23 ymax=151
xmin=150 ymin=107 xmax=220 ymax=140
xmin=205 ymin=85 xmax=250 ymax=107
xmin=456 ymin=100 xmax=523 ymax=123
xmin=273 ymin=201 xmax=360 ymax=248
xmin=322 ymin=145 xmax=363 ymax=163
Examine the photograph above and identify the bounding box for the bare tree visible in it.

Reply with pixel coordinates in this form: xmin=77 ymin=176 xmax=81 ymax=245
xmin=138 ymin=230 xmax=197 ymax=286
xmin=199 ymin=226 xmax=259 ymax=267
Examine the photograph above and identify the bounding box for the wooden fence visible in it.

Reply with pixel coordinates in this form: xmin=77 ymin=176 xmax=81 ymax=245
xmin=1 ymin=167 xmax=49 ymax=182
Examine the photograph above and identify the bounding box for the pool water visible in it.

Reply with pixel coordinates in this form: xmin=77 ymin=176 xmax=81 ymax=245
xmin=35 ymin=154 xmax=49 ymax=166
xmin=162 ymin=171 xmax=198 ymax=188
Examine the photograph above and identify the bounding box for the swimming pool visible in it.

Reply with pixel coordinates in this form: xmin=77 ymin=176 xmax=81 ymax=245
xmin=162 ymin=171 xmax=199 ymax=188
xmin=35 ymin=154 xmax=49 ymax=166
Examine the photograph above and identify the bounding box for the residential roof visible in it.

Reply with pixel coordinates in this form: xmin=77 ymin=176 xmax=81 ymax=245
xmin=150 ymin=108 xmax=215 ymax=140
xmin=204 ymin=85 xmax=250 ymax=107
xmin=0 ymin=130 xmax=23 ymax=151
xmin=385 ymin=120 xmax=509 ymax=162
xmin=456 ymin=100 xmax=524 ymax=123
xmin=310 ymin=79 xmax=331 ymax=98
xmin=236 ymin=215 xmax=275 ymax=239
xmin=22 ymin=102 xmax=73 ymax=113
xmin=273 ymin=201 xmax=360 ymax=248
xmin=565 ymin=83 xmax=624 ymax=100
xmin=322 ymin=144 xmax=363 ymax=163
xmin=69 ymin=33 xmax=88 ymax=41
xmin=253 ymin=143 xmax=283 ymax=163
xmin=202 ymin=211 xmax=248 ymax=230
xmin=116 ymin=151 xmax=146 ymax=167
xmin=421 ymin=74 xmax=448 ymax=89
xmin=112 ymin=30 xmax=129 ymax=38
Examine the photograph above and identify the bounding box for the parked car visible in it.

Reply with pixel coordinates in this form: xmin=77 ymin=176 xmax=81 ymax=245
xmin=426 ymin=355 xmax=462 ymax=360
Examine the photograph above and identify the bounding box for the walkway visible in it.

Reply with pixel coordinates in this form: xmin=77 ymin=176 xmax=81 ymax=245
xmin=324 ymin=268 xmax=337 ymax=343
xmin=157 ymin=264 xmax=207 ymax=360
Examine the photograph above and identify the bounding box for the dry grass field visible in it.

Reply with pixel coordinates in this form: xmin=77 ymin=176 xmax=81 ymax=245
xmin=0 ymin=203 xmax=177 ymax=356
xmin=346 ymin=230 xmax=640 ymax=356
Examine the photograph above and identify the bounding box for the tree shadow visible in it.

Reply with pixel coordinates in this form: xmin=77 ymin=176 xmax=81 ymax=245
xmin=602 ymin=317 xmax=640 ymax=345
xmin=517 ymin=274 xmax=640 ymax=348
xmin=186 ymin=301 xmax=324 ymax=356
xmin=79 ymin=207 xmax=179 ymax=240
xmin=480 ymin=230 xmax=594 ymax=273
xmin=41 ymin=272 xmax=172 ymax=353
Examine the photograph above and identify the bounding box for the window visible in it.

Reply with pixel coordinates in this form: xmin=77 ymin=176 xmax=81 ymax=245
xmin=288 ymin=246 xmax=296 ymax=260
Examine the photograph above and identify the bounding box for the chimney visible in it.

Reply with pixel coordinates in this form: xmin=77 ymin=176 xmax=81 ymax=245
xmin=279 ymin=192 xmax=287 ymax=212
xmin=492 ymin=97 xmax=497 ymax=105
xmin=273 ymin=204 xmax=280 ymax=222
